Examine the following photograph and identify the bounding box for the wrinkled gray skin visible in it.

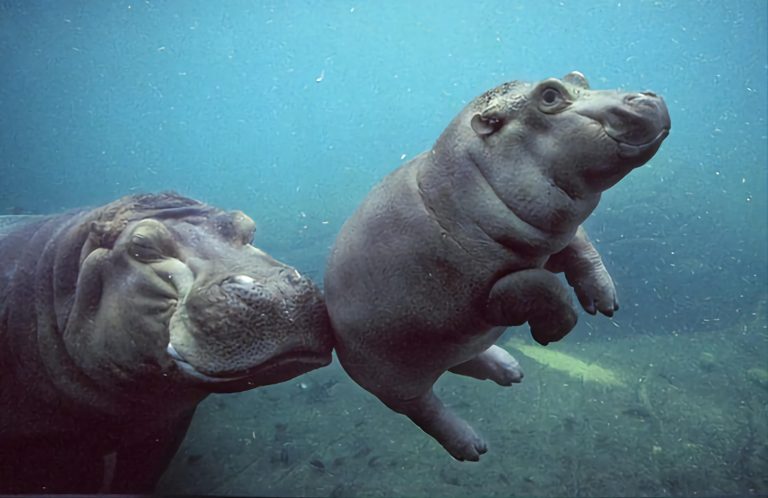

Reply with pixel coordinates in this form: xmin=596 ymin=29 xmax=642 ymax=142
xmin=0 ymin=193 xmax=333 ymax=493
xmin=325 ymin=72 xmax=670 ymax=461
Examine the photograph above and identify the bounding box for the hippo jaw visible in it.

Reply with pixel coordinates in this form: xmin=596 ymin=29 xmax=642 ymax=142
xmin=166 ymin=266 xmax=333 ymax=392
xmin=612 ymin=127 xmax=669 ymax=160
xmin=166 ymin=340 xmax=327 ymax=387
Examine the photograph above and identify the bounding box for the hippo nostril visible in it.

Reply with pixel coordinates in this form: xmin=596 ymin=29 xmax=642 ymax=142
xmin=217 ymin=275 xmax=272 ymax=306
xmin=624 ymin=93 xmax=662 ymax=112
xmin=230 ymin=274 xmax=256 ymax=286
xmin=167 ymin=342 xmax=186 ymax=362
xmin=623 ymin=93 xmax=649 ymax=104
xmin=642 ymin=91 xmax=658 ymax=98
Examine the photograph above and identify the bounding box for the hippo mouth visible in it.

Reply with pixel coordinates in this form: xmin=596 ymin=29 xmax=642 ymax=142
xmin=608 ymin=127 xmax=670 ymax=159
xmin=166 ymin=342 xmax=330 ymax=390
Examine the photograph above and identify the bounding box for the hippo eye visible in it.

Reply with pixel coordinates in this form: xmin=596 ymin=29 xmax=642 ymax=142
xmin=126 ymin=220 xmax=178 ymax=262
xmin=541 ymin=87 xmax=561 ymax=105
xmin=130 ymin=233 xmax=164 ymax=262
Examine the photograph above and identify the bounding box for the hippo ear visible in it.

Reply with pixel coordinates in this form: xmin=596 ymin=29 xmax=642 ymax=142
xmin=471 ymin=112 xmax=503 ymax=136
xmin=563 ymin=71 xmax=590 ymax=89
xmin=79 ymin=221 xmax=115 ymax=266
xmin=88 ymin=220 xmax=118 ymax=248
xmin=230 ymin=211 xmax=256 ymax=245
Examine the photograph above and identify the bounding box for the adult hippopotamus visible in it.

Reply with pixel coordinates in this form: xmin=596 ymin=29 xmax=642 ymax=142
xmin=324 ymin=72 xmax=670 ymax=461
xmin=0 ymin=193 xmax=333 ymax=492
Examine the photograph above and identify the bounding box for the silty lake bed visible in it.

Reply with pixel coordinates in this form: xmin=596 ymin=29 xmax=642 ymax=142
xmin=158 ymin=299 xmax=768 ymax=497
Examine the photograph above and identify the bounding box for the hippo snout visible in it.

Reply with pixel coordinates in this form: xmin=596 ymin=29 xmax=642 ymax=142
xmin=576 ymin=90 xmax=670 ymax=164
xmin=218 ymin=269 xmax=318 ymax=314
xmin=168 ymin=265 xmax=334 ymax=391
xmin=621 ymin=92 xmax=671 ymax=140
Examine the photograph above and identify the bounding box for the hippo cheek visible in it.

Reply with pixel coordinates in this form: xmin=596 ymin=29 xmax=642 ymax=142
xmin=167 ymin=274 xmax=333 ymax=392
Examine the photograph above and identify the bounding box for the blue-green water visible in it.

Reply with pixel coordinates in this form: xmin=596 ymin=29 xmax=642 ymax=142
xmin=1 ymin=1 xmax=766 ymax=496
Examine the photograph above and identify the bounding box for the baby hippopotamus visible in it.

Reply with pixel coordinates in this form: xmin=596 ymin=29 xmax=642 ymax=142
xmin=324 ymin=72 xmax=670 ymax=461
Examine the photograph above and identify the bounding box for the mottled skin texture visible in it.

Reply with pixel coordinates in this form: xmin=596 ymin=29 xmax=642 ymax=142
xmin=325 ymin=72 xmax=670 ymax=461
xmin=0 ymin=193 xmax=333 ymax=493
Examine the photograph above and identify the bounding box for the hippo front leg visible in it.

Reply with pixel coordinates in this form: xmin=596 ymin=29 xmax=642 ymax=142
xmin=545 ymin=226 xmax=618 ymax=316
xmin=485 ymin=268 xmax=578 ymax=345
xmin=384 ymin=390 xmax=487 ymax=462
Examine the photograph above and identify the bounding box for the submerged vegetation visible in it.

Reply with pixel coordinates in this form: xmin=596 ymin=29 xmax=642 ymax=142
xmin=505 ymin=338 xmax=626 ymax=387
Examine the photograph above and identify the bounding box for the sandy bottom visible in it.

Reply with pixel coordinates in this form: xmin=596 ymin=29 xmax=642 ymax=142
xmin=157 ymin=309 xmax=767 ymax=497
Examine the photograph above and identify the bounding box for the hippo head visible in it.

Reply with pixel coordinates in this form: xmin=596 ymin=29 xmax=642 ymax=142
xmin=60 ymin=194 xmax=333 ymax=396
xmin=463 ymin=71 xmax=670 ymax=198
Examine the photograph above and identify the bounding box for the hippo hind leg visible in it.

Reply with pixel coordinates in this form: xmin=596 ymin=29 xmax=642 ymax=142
xmin=449 ymin=344 xmax=524 ymax=386
xmin=383 ymin=390 xmax=487 ymax=461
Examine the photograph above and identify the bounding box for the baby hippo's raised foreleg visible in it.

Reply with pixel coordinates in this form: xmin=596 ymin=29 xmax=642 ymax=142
xmin=545 ymin=226 xmax=618 ymax=317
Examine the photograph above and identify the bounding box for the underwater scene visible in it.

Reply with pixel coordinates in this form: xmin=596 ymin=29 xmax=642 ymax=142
xmin=0 ymin=0 xmax=766 ymax=496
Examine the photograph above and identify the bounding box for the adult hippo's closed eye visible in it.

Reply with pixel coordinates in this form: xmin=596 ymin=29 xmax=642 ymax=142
xmin=0 ymin=193 xmax=333 ymax=493
xmin=325 ymin=71 xmax=670 ymax=462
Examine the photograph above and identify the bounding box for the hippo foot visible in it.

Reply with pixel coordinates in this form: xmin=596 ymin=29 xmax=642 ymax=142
xmin=548 ymin=226 xmax=619 ymax=317
xmin=449 ymin=345 xmax=523 ymax=386
xmin=386 ymin=390 xmax=488 ymax=461
xmin=570 ymin=267 xmax=618 ymax=317
xmin=439 ymin=417 xmax=488 ymax=462
xmin=529 ymin=307 xmax=578 ymax=346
